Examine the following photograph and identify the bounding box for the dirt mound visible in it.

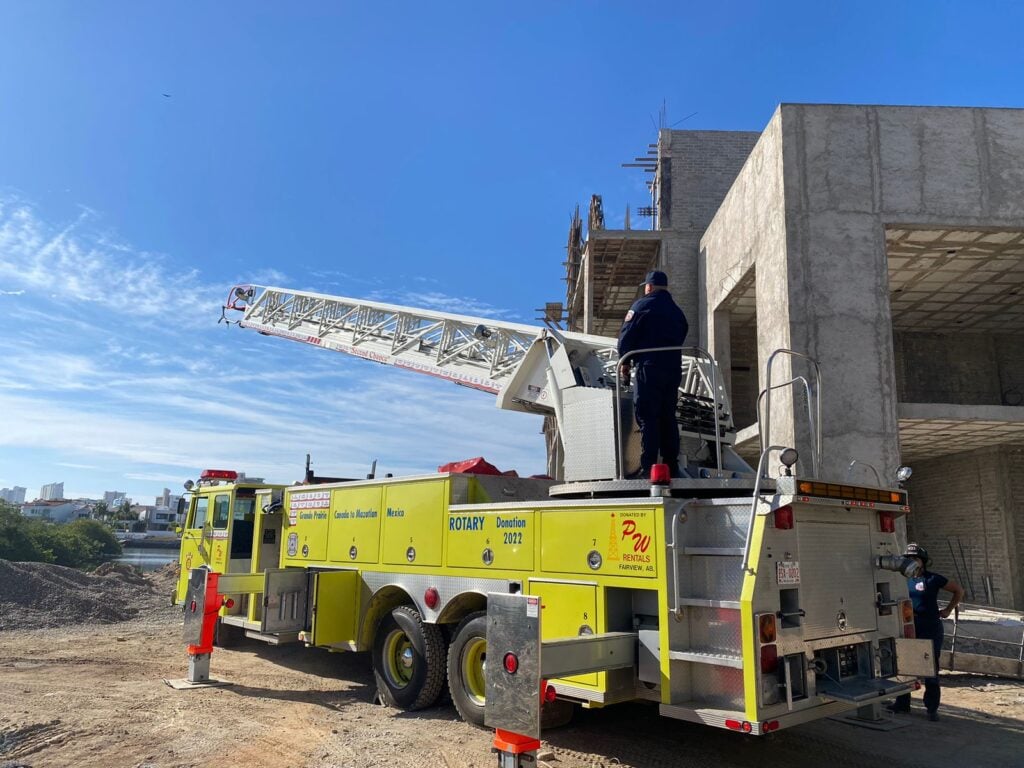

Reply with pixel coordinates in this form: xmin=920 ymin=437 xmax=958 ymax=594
xmin=0 ymin=559 xmax=155 ymax=631
xmin=146 ymin=560 xmax=181 ymax=594
xmin=91 ymin=561 xmax=148 ymax=585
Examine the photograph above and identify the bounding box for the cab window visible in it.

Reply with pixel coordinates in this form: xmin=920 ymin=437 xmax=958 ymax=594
xmin=234 ymin=497 xmax=256 ymax=521
xmin=212 ymin=494 xmax=230 ymax=529
xmin=189 ymin=497 xmax=209 ymax=529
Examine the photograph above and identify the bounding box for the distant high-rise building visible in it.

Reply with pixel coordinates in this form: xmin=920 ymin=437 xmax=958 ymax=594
xmin=103 ymin=490 xmax=127 ymax=505
xmin=156 ymin=488 xmax=172 ymax=507
xmin=1 ymin=486 xmax=27 ymax=504
xmin=40 ymin=482 xmax=64 ymax=501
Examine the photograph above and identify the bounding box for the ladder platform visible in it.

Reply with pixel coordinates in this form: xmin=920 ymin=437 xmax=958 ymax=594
xmin=682 ymin=547 xmax=744 ymax=556
xmin=668 ymin=650 xmax=744 ymax=668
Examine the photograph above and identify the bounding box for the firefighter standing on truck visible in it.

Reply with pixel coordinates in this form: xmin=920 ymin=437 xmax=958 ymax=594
xmin=618 ymin=270 xmax=688 ymax=478
xmin=889 ymin=543 xmax=964 ymax=720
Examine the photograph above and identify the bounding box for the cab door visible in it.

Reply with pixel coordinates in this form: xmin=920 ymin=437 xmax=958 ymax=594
xmin=176 ymin=495 xmax=211 ymax=602
xmin=207 ymin=491 xmax=232 ymax=574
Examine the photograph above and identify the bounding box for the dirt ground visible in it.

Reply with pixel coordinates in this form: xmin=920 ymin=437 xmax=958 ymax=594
xmin=2 ymin=579 xmax=1023 ymax=768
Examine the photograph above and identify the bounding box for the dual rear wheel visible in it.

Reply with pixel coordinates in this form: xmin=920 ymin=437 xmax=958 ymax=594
xmin=371 ymin=605 xmax=571 ymax=729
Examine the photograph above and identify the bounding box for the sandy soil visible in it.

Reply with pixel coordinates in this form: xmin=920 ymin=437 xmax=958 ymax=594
xmin=1 ymin=579 xmax=1022 ymax=768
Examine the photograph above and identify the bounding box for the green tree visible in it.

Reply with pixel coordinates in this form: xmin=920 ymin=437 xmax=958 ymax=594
xmin=92 ymin=500 xmax=109 ymax=520
xmin=0 ymin=502 xmax=121 ymax=568
xmin=0 ymin=502 xmax=48 ymax=562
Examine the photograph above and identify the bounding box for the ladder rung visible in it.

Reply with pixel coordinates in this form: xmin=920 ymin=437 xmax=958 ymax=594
xmin=668 ymin=650 xmax=744 ymax=668
xmin=683 ymin=547 xmax=744 ymax=556
xmin=675 ymin=598 xmax=741 ymax=609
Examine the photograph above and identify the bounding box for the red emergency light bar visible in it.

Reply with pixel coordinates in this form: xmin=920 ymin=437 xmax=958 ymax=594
xmin=200 ymin=469 xmax=239 ymax=481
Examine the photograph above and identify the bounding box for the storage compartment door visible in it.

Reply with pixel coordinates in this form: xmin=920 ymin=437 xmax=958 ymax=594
xmin=261 ymin=568 xmax=309 ymax=633
xmin=310 ymin=570 xmax=360 ymax=648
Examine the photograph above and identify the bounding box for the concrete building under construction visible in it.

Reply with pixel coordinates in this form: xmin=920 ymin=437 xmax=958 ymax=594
xmin=562 ymin=103 xmax=1024 ymax=610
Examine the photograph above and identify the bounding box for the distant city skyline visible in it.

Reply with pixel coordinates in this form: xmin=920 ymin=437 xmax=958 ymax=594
xmin=0 ymin=486 xmax=26 ymax=504
xmin=39 ymin=482 xmax=64 ymax=501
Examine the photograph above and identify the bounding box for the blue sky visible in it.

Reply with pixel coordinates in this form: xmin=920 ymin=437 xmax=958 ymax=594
xmin=1 ymin=2 xmax=1022 ymax=502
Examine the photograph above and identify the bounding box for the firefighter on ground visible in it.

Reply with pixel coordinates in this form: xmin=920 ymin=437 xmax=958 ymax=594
xmin=617 ymin=270 xmax=689 ymax=478
xmin=889 ymin=543 xmax=964 ymax=720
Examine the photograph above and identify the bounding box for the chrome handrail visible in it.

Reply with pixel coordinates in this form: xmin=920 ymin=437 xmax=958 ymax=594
xmin=845 ymin=459 xmax=882 ymax=486
xmin=760 ymin=349 xmax=822 ymax=479
xmin=741 ymin=444 xmax=790 ymax=573
xmin=614 ymin=346 xmax=726 ymax=480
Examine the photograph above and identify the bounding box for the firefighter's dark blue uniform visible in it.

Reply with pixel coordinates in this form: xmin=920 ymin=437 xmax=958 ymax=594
xmin=618 ymin=277 xmax=688 ymax=476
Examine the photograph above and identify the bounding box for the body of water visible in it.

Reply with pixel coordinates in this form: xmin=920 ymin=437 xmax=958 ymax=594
xmin=115 ymin=546 xmax=179 ymax=572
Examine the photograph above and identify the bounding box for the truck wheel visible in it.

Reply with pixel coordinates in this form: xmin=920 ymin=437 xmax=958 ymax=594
xmin=372 ymin=605 xmax=445 ymax=711
xmin=213 ymin=619 xmax=245 ymax=648
xmin=447 ymin=611 xmax=488 ymax=726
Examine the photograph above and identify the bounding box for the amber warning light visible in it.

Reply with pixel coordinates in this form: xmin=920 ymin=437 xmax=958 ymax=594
xmin=796 ymin=481 xmax=905 ymax=506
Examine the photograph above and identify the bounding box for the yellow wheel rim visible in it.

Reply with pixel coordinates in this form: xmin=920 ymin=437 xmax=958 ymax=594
xmin=383 ymin=628 xmax=414 ymax=688
xmin=461 ymin=636 xmax=487 ymax=706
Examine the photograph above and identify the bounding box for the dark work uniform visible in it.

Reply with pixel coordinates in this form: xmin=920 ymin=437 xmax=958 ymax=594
xmin=894 ymin=571 xmax=948 ymax=714
xmin=617 ymin=289 xmax=688 ymax=475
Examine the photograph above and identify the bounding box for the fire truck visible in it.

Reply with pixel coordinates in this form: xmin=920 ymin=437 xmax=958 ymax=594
xmin=174 ymin=285 xmax=932 ymax=761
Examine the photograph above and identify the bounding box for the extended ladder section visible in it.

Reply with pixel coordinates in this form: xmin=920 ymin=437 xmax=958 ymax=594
xmin=224 ymin=285 xmax=739 ymax=481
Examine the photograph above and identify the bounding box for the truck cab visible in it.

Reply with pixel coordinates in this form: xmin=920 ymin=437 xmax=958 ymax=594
xmin=174 ymin=469 xmax=287 ymax=604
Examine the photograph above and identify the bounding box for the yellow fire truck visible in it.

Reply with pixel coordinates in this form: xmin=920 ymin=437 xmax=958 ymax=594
xmin=174 ymin=285 xmax=932 ymax=758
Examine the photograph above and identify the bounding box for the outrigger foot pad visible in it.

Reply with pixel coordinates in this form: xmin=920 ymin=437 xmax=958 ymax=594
xmin=163 ymin=677 xmax=233 ymax=690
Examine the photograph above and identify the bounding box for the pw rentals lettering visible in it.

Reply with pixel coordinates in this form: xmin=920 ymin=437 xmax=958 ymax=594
xmin=618 ymin=518 xmax=653 ymax=572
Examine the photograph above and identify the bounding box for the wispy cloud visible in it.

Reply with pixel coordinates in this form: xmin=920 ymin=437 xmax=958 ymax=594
xmin=0 ymin=289 xmax=25 ymax=296
xmin=365 ymin=288 xmax=524 ymax=320
xmin=0 ymin=193 xmax=550 ymax=501
xmin=123 ymin=472 xmax=187 ymax=483
xmin=0 ymin=196 xmax=221 ymax=325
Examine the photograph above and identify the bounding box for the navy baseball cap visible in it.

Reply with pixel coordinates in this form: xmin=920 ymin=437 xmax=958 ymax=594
xmin=640 ymin=270 xmax=668 ymax=287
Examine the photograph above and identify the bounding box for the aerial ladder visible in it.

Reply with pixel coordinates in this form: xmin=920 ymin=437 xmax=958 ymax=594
xmin=222 ymin=284 xmax=747 ymax=486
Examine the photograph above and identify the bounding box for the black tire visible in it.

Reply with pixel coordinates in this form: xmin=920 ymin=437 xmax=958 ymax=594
xmin=541 ymin=697 xmax=575 ymax=730
xmin=447 ymin=611 xmax=488 ymax=726
xmin=213 ymin=618 xmax=245 ymax=648
xmin=372 ymin=605 xmax=445 ymax=711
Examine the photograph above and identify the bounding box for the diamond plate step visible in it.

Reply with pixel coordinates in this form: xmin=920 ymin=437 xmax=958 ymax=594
xmin=668 ymin=650 xmax=744 ymax=668
xmin=674 ymin=597 xmax=741 ymax=609
xmin=683 ymin=547 xmax=744 ymax=556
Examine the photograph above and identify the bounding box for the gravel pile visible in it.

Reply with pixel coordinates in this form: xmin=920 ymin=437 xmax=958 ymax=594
xmin=0 ymin=559 xmax=157 ymax=631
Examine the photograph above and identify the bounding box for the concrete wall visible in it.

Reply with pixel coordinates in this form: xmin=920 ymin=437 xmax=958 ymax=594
xmin=894 ymin=331 xmax=1024 ymax=405
xmin=699 ymin=110 xmax=794 ymax=459
xmin=657 ymin=129 xmax=759 ymax=345
xmin=906 ymin=445 xmax=1022 ymax=610
xmin=700 ymin=104 xmax=1024 ymax=480
xmin=781 ymin=104 xmax=1024 ymax=478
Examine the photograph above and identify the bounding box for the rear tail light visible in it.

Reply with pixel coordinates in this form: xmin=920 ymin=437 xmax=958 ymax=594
xmin=725 ymin=719 xmax=753 ymax=732
xmin=878 ymin=511 xmax=895 ymax=533
xmin=760 ymin=644 xmax=779 ymax=674
xmin=773 ymin=505 xmax=794 ymax=529
xmin=899 ymin=598 xmax=915 ymax=637
xmin=900 ymin=599 xmax=913 ymax=623
xmin=758 ymin=613 xmax=777 ymax=644
xmin=543 ymin=684 xmax=557 ymax=703
xmin=503 ymin=653 xmax=519 ymax=674
xmin=762 ymin=720 xmax=780 ymax=732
